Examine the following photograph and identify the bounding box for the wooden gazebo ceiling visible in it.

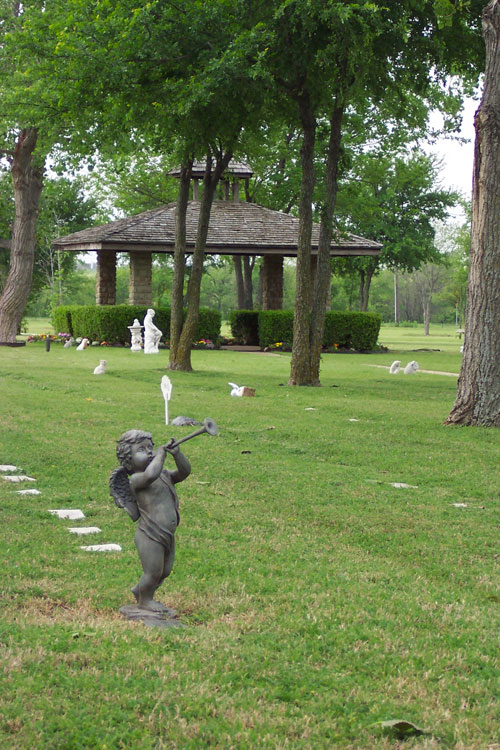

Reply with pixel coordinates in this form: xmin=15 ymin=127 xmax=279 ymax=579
xmin=54 ymin=200 xmax=382 ymax=257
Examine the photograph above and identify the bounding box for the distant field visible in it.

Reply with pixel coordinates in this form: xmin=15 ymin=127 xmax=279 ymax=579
xmin=378 ymin=323 xmax=462 ymax=354
xmin=22 ymin=317 xmax=54 ymax=335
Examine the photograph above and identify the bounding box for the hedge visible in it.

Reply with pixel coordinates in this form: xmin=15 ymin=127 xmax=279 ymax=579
xmin=51 ymin=305 xmax=221 ymax=346
xmin=323 ymin=311 xmax=381 ymax=351
xmin=258 ymin=310 xmax=294 ymax=348
xmin=256 ymin=309 xmax=381 ymax=351
xmin=52 ymin=305 xmax=78 ymax=337
xmin=229 ymin=310 xmax=260 ymax=345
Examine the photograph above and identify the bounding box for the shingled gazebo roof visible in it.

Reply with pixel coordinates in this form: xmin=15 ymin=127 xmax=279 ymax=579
xmin=54 ymin=200 xmax=382 ymax=257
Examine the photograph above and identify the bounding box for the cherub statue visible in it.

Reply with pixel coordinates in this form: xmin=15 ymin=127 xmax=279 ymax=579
xmin=110 ymin=429 xmax=191 ymax=612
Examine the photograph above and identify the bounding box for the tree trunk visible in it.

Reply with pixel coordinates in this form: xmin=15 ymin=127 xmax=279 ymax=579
xmin=289 ymin=93 xmax=316 ymax=385
xmin=423 ymin=300 xmax=430 ymax=335
xmin=446 ymin=0 xmax=500 ymax=426
xmin=309 ymin=103 xmax=344 ymax=385
xmin=169 ymin=160 xmax=192 ymax=367
xmin=0 ymin=128 xmax=43 ymax=343
xmin=173 ymin=149 xmax=234 ymax=370
xmin=394 ymin=272 xmax=400 ymax=324
xmin=243 ymin=256 xmax=254 ymax=309
xmin=233 ymin=255 xmax=246 ymax=308
xmin=359 ymin=261 xmax=376 ymax=312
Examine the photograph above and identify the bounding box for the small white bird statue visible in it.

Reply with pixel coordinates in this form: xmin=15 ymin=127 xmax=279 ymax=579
xmin=76 ymin=337 xmax=89 ymax=351
xmin=389 ymin=360 xmax=401 ymax=374
xmin=93 ymin=360 xmax=107 ymax=375
xmin=404 ymin=360 xmax=419 ymax=375
xmin=228 ymin=382 xmax=244 ymax=397
xmin=63 ymin=337 xmax=75 ymax=348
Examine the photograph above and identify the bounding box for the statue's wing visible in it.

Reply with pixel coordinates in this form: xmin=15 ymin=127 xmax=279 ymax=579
xmin=109 ymin=466 xmax=140 ymax=522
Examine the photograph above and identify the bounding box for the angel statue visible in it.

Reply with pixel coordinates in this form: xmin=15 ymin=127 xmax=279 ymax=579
xmin=110 ymin=429 xmax=191 ymax=612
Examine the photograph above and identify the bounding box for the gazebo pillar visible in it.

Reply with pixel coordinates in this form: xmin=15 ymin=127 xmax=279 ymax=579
xmin=96 ymin=249 xmax=117 ymax=305
xmin=261 ymin=255 xmax=283 ymax=310
xmin=129 ymin=251 xmax=152 ymax=305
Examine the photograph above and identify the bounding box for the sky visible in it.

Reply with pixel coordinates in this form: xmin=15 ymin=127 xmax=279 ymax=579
xmin=426 ymin=95 xmax=479 ymax=220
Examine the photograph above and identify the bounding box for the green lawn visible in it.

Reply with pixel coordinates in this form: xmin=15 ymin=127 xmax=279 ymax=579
xmin=22 ymin=317 xmax=54 ymax=335
xmin=378 ymin=323 xmax=463 ymax=355
xmin=0 ymin=337 xmax=498 ymax=749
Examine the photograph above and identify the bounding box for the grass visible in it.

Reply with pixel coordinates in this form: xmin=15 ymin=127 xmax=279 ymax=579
xmin=0 ymin=332 xmax=498 ymax=749
xmin=22 ymin=317 xmax=54 ymax=336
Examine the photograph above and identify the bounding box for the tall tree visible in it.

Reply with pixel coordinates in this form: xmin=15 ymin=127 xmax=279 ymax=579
xmin=4 ymin=0 xmax=268 ymax=368
xmin=333 ymin=150 xmax=457 ymax=311
xmin=170 ymin=148 xmax=237 ymax=371
xmin=0 ymin=128 xmax=44 ymax=342
xmin=412 ymin=262 xmax=449 ymax=334
xmin=0 ymin=0 xmax=48 ymax=343
xmin=446 ymin=0 xmax=500 ymax=426
xmin=263 ymin=0 xmax=483 ymax=385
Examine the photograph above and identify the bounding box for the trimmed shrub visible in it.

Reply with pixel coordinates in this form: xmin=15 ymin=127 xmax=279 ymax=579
xmin=324 ymin=311 xmax=381 ymax=351
xmin=51 ymin=305 xmax=221 ymax=346
xmin=196 ymin=308 xmax=221 ymax=345
xmin=258 ymin=310 xmax=294 ymax=348
xmin=51 ymin=305 xmax=77 ymax=337
xmin=229 ymin=310 xmax=260 ymax=345
xmin=69 ymin=306 xmax=101 ymax=341
xmin=94 ymin=306 xmax=157 ymax=344
xmin=256 ymin=309 xmax=381 ymax=351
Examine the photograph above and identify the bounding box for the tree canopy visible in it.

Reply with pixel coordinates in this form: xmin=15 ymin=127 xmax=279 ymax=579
xmin=0 ymin=0 xmax=487 ymax=378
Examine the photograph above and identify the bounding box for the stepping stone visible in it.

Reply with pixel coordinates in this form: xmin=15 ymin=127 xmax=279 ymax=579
xmin=390 ymin=482 xmax=418 ymax=489
xmin=2 ymin=475 xmax=36 ymax=482
xmin=68 ymin=527 xmax=101 ymax=535
xmin=80 ymin=544 xmax=122 ymax=552
xmin=0 ymin=465 xmax=18 ymax=472
xmin=48 ymin=509 xmax=85 ymax=520
xmin=16 ymin=489 xmax=41 ymax=495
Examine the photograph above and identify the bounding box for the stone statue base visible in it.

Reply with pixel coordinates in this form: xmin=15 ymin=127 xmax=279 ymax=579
xmin=119 ymin=604 xmax=183 ymax=629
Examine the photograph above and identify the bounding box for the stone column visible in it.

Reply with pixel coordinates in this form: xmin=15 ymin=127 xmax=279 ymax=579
xmin=261 ymin=255 xmax=283 ymax=310
xmin=96 ymin=249 xmax=117 ymax=305
xmin=129 ymin=251 xmax=152 ymax=305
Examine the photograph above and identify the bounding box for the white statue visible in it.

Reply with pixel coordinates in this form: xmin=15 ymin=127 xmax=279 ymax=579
xmin=228 ymin=381 xmax=244 ymax=397
xmin=389 ymin=360 xmax=401 ymax=374
xmin=403 ymin=360 xmax=419 ymax=375
xmin=93 ymin=360 xmax=107 ymax=375
xmin=128 ymin=318 xmax=143 ymax=352
xmin=161 ymin=375 xmax=173 ymax=424
xmin=228 ymin=382 xmax=255 ymax=397
xmin=143 ymin=308 xmax=162 ymax=354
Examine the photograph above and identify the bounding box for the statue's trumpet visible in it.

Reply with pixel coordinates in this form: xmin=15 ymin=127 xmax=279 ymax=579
xmin=168 ymin=418 xmax=218 ymax=449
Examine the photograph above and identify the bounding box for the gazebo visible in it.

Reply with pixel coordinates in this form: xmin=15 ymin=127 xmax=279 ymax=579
xmin=54 ymin=161 xmax=382 ymax=309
